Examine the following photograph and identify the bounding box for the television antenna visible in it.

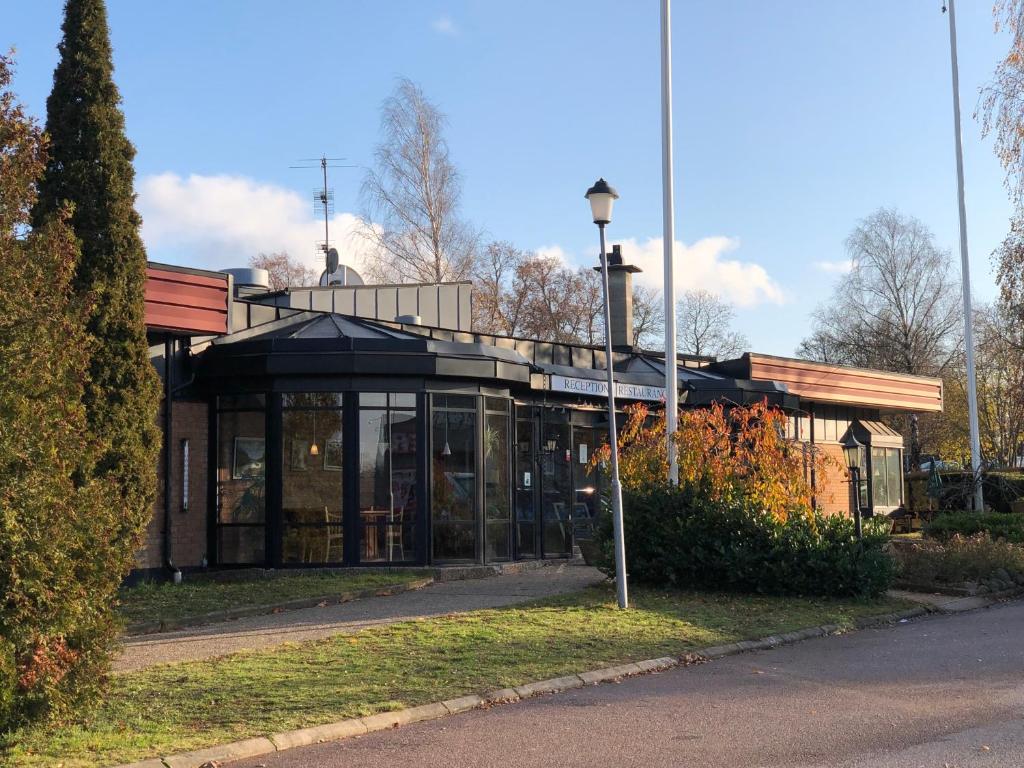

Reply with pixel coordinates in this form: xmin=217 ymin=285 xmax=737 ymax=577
xmin=289 ymin=155 xmax=357 ymax=275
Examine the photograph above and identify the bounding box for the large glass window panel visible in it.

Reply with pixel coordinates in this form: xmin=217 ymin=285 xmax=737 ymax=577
xmin=359 ymin=396 xmax=417 ymax=563
xmin=281 ymin=402 xmax=343 ymax=564
xmin=541 ymin=416 xmax=572 ymax=557
xmin=871 ymin=447 xmax=888 ymax=509
xmin=572 ymin=425 xmax=605 ymax=541
xmin=217 ymin=527 xmax=265 ymax=565
xmin=886 ymin=449 xmax=903 ymax=507
xmin=216 ymin=405 xmax=266 ymax=564
xmin=515 ymin=417 xmax=537 ymax=558
xmin=432 ymin=398 xmax=477 ymax=560
xmin=484 ymin=410 xmax=511 ymax=562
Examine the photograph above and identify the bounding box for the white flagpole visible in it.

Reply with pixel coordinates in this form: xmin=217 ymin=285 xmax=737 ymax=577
xmin=945 ymin=0 xmax=984 ymax=511
xmin=661 ymin=0 xmax=679 ymax=483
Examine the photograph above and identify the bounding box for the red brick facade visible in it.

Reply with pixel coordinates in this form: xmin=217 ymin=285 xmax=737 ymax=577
xmin=815 ymin=442 xmax=853 ymax=517
xmin=137 ymin=399 xmax=209 ymax=571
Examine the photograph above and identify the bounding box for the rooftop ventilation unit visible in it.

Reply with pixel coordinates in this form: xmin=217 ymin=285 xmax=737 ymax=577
xmin=220 ymin=268 xmax=270 ymax=297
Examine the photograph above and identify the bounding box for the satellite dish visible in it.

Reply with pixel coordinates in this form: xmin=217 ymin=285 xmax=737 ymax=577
xmin=319 ymin=264 xmax=365 ymax=287
xmin=326 ymin=247 xmax=340 ymax=274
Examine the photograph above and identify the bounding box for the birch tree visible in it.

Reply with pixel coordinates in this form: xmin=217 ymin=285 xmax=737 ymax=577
xmin=361 ymin=78 xmax=479 ymax=284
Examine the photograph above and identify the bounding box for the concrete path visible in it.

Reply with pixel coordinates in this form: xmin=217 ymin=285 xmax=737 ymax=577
xmin=233 ymin=599 xmax=1024 ymax=768
xmin=115 ymin=563 xmax=604 ymax=674
xmin=888 ymin=587 xmax=996 ymax=613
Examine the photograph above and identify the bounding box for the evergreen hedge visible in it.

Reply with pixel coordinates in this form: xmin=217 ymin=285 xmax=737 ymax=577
xmin=594 ymin=483 xmax=895 ymax=598
xmin=924 ymin=511 xmax=1024 ymax=544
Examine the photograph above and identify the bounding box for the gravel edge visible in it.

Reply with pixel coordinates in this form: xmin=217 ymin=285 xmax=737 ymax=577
xmin=112 ymin=603 xmax=932 ymax=768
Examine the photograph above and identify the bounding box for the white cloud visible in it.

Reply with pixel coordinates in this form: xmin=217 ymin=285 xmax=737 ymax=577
xmin=137 ymin=172 xmax=378 ymax=276
xmin=814 ymin=258 xmax=855 ymax=274
xmin=613 ymin=236 xmax=785 ymax=308
xmin=534 ymin=244 xmax=571 ymax=265
xmin=431 ymin=16 xmax=458 ymax=35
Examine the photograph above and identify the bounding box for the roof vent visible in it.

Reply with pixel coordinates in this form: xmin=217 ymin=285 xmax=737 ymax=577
xmin=395 ymin=314 xmax=422 ymax=325
xmin=220 ymin=268 xmax=270 ymax=290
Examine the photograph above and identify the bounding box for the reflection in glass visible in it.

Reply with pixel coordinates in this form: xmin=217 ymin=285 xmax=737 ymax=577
xmin=484 ymin=409 xmax=511 ymax=562
xmin=541 ymin=416 xmax=572 ymax=557
xmin=281 ymin=403 xmax=343 ymax=563
xmin=217 ymin=406 xmax=266 ymax=564
xmin=886 ymin=449 xmax=902 ymax=508
xmin=432 ymin=397 xmax=477 ymax=560
xmin=359 ymin=395 xmax=416 ymax=562
xmin=871 ymin=447 xmax=888 ymax=509
xmin=515 ymin=416 xmax=536 ymax=558
xmin=571 ymin=425 xmax=605 ymax=541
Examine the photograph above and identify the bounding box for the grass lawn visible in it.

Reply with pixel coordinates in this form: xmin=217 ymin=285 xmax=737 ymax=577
xmin=118 ymin=571 xmax=429 ymax=626
xmin=13 ymin=586 xmax=913 ymax=767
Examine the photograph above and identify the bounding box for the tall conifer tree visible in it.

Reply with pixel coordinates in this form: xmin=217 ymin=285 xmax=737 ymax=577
xmin=32 ymin=0 xmax=160 ymax=545
xmin=1 ymin=52 xmax=120 ymax=732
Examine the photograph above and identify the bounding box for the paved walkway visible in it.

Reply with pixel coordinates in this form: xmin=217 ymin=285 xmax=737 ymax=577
xmin=888 ymin=588 xmax=997 ymax=613
xmin=115 ymin=563 xmax=604 ymax=674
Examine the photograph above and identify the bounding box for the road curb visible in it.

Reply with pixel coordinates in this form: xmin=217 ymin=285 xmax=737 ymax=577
xmin=123 ymin=577 xmax=435 ymax=636
xmin=111 ymin=604 xmax=932 ymax=768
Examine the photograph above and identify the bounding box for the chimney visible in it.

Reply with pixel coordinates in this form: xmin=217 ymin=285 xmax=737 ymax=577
xmin=595 ymin=244 xmax=642 ymax=351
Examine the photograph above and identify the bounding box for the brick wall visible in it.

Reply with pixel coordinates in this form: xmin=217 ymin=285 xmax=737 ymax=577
xmin=814 ymin=442 xmax=854 ymax=517
xmin=136 ymin=399 xmax=209 ymax=571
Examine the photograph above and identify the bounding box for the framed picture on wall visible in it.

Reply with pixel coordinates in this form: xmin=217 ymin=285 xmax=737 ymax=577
xmin=289 ymin=439 xmax=309 ymax=471
xmin=232 ymin=437 xmax=265 ymax=479
xmin=324 ymin=439 xmax=343 ymax=471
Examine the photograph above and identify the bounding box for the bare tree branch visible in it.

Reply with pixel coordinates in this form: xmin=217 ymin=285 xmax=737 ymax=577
xmin=360 ymin=78 xmax=480 ymax=284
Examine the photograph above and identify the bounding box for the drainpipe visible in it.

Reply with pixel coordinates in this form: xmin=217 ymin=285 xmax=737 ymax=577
xmin=163 ymin=335 xmax=182 ymax=583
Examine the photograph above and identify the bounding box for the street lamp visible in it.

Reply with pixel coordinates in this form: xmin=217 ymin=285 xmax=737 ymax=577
xmin=585 ymin=177 xmax=628 ymax=609
xmin=841 ymin=433 xmax=865 ymax=540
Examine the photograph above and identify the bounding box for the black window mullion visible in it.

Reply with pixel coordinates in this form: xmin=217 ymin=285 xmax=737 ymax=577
xmin=267 ymin=392 xmax=283 ymax=568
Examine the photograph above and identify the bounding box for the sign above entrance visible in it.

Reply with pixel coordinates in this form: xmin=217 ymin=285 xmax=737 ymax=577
xmin=549 ymin=375 xmax=666 ymax=402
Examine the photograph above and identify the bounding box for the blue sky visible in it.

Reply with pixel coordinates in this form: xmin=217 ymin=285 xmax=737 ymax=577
xmin=6 ymin=1 xmax=1014 ymax=355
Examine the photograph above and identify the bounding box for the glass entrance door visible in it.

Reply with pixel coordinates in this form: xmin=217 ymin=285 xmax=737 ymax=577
xmin=571 ymin=425 xmax=604 ymax=541
xmin=514 ymin=409 xmax=537 ymax=558
xmin=540 ymin=412 xmax=573 ymax=558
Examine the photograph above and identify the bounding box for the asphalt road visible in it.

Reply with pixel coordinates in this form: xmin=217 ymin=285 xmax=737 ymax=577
xmin=233 ymin=600 xmax=1024 ymax=768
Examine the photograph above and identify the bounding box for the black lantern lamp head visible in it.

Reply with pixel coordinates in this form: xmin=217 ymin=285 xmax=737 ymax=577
xmin=841 ymin=432 xmax=863 ymax=473
xmin=585 ymin=178 xmax=619 ymax=225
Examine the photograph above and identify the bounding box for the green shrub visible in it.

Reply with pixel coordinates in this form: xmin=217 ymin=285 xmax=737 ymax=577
xmin=893 ymin=534 xmax=1024 ymax=585
xmin=907 ymin=470 xmax=1024 ymax=514
xmin=594 ymin=483 xmax=895 ymax=598
xmin=925 ymin=511 xmax=1024 ymax=543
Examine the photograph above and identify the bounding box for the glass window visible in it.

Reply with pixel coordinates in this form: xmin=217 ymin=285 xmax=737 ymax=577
xmin=432 ymin=397 xmax=477 ymax=560
xmin=391 ymin=393 xmax=416 ymax=409
xmin=871 ymin=447 xmax=888 ymax=509
xmin=572 ymin=425 xmax=605 ymax=541
xmin=886 ymin=448 xmax=903 ymax=507
xmin=281 ymin=400 xmax=343 ymax=564
xmin=283 ymin=392 xmax=343 ymax=409
xmin=515 ymin=417 xmax=536 ymax=558
xmin=870 ymin=447 xmax=903 ymax=509
xmin=484 ymin=411 xmax=511 ymax=562
xmin=541 ymin=414 xmax=572 ymax=557
xmin=216 ymin=405 xmax=266 ymax=564
xmin=359 ymin=395 xmax=417 ymax=562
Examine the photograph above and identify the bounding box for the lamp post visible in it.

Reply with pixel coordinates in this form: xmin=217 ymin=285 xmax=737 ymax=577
xmin=842 ymin=434 xmax=865 ymax=540
xmin=942 ymin=0 xmax=984 ymax=512
xmin=585 ymin=177 xmax=628 ymax=610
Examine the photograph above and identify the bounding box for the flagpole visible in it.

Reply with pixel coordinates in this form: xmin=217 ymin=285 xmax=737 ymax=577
xmin=661 ymin=0 xmax=679 ymax=483
xmin=945 ymin=0 xmax=984 ymax=511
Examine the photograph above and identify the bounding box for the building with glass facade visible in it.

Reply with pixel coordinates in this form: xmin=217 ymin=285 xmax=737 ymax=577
xmin=137 ymin=260 xmax=944 ymax=577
